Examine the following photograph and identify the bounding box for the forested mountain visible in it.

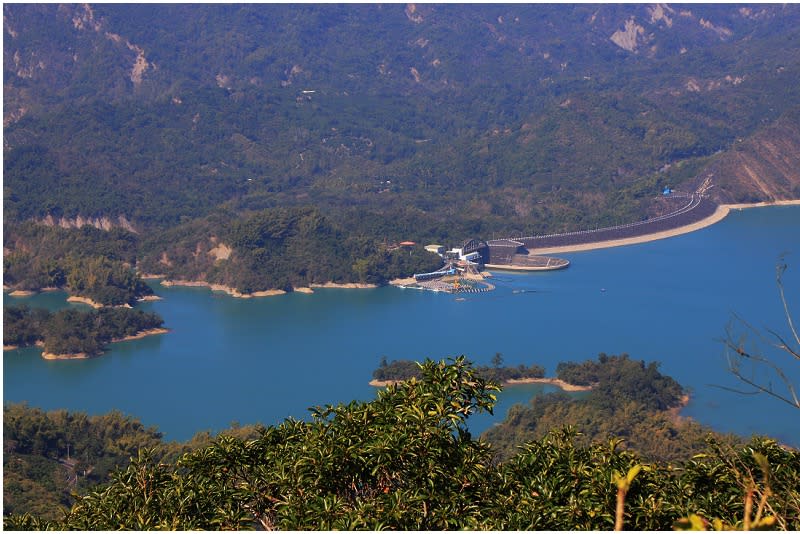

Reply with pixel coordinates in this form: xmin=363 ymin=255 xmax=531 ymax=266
xmin=5 ymin=4 xmax=800 ymax=227
xmin=4 ymin=4 xmax=800 ymax=288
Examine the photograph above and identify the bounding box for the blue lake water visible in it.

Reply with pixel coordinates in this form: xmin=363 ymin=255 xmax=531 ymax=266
xmin=4 ymin=206 xmax=799 ymax=444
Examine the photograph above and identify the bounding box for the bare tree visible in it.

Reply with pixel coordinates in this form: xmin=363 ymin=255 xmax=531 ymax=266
xmin=722 ymin=256 xmax=800 ymax=409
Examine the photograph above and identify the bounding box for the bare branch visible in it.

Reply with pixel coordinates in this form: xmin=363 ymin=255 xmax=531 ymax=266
xmin=720 ymin=259 xmax=800 ymax=410
xmin=776 ymin=257 xmax=800 ymax=346
xmin=764 ymin=328 xmax=800 ymax=361
xmin=726 ymin=365 xmax=800 ymax=409
xmin=709 ymin=382 xmax=766 ymax=397
xmin=723 ymin=338 xmax=800 ymax=409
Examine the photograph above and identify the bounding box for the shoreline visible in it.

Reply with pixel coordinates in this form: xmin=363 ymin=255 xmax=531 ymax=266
xmin=159 ymin=279 xmax=287 ymax=298
xmin=6 ymin=287 xmax=62 ymax=297
xmin=38 ymin=328 xmax=170 ymax=360
xmin=6 ymin=288 xmax=149 ymax=307
xmin=369 ymin=376 xmax=591 ymax=392
xmin=42 ymin=351 xmax=93 ymax=360
xmin=668 ymin=394 xmax=692 ymax=424
xmin=66 ymin=295 xmax=106 ymax=309
xmin=8 ymin=289 xmax=37 ymax=297
xmin=115 ymin=327 xmax=170 ymax=343
xmin=531 ymin=199 xmax=800 ymax=255
xmin=309 ymin=282 xmax=378 ymax=289
xmin=159 ymin=279 xmax=378 ymax=297
xmin=369 ymin=378 xmax=403 ymax=387
xmin=503 ymin=376 xmax=592 ymax=392
xmin=66 ymin=295 xmax=135 ymax=309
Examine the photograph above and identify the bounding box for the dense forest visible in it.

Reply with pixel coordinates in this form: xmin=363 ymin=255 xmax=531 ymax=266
xmin=555 ymin=352 xmax=685 ymax=411
xmin=5 ymin=5 xmax=800 ymax=293
xmin=3 ymin=209 xmax=443 ymax=296
xmin=3 ymin=305 xmax=164 ymax=356
xmin=4 ymin=358 xmax=798 ymax=530
xmin=3 ymin=223 xmax=153 ymax=304
xmin=485 ymin=353 xmax=724 ymax=463
xmin=137 ymin=206 xmax=443 ymax=290
xmin=2 ymin=403 xmax=263 ymax=521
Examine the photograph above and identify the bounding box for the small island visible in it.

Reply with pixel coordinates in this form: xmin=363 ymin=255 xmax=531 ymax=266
xmin=4 ymin=305 xmax=167 ymax=359
xmin=370 ymin=354 xmax=592 ymax=391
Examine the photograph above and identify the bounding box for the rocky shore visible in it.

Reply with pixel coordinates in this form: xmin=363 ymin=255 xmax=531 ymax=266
xmin=309 ymin=282 xmax=378 ymax=289
xmin=503 ymin=377 xmax=592 ymax=392
xmin=159 ymin=280 xmax=286 ymax=298
xmin=66 ymin=295 xmax=106 ymax=309
xmin=156 ymin=279 xmax=378 ymax=298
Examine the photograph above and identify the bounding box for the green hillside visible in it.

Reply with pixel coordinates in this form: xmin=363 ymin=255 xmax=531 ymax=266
xmin=5 ymin=4 xmax=800 ymax=233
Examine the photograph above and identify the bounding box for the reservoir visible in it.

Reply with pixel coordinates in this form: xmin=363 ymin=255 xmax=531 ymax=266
xmin=4 ymin=205 xmax=800 ymax=445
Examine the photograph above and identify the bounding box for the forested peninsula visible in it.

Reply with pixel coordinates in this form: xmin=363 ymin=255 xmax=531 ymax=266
xmin=4 ymin=209 xmax=443 ymax=300
xmin=5 ymin=357 xmax=797 ymax=530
